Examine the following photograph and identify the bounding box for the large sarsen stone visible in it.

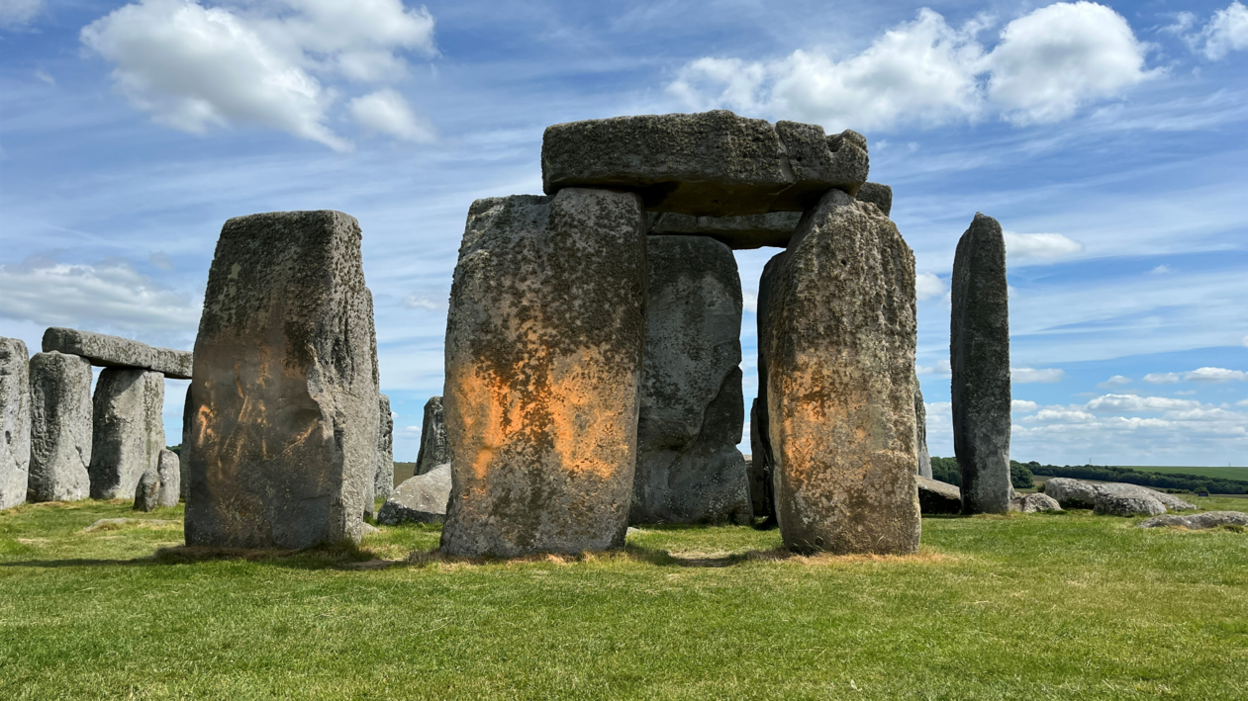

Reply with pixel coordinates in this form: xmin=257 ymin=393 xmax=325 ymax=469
xmin=42 ymin=327 xmax=192 ymax=379
xmin=374 ymin=394 xmax=394 ymax=502
xmin=89 ymin=368 xmax=164 ymax=500
xmin=415 ymin=396 xmax=448 ymax=476
xmin=440 ymin=189 xmax=647 ymax=557
xmin=0 ymin=337 xmax=30 ymax=509
xmin=186 ymin=210 xmax=379 ymax=550
xmin=377 ymin=463 xmax=451 ymax=525
xmin=27 ymin=352 xmax=93 ymax=502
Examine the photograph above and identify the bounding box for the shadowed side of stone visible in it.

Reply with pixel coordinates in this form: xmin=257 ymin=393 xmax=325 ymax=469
xmin=632 ymin=236 xmax=750 ymax=525
xmin=42 ymin=327 xmax=193 ymax=379
xmin=89 ymin=368 xmax=164 ymax=500
xmin=856 ymin=182 xmax=893 ymax=217
xmin=765 ymin=189 xmax=920 ymax=554
xmin=414 ymin=396 xmax=448 ymax=476
xmin=917 ymin=476 xmax=961 ymax=515
xmin=27 ymin=352 xmax=92 ymax=502
xmin=749 ymin=251 xmax=787 ymax=523
xmin=374 ymin=394 xmax=394 ymax=503
xmin=186 ymin=210 xmax=379 ymax=550
xmin=179 ymin=388 xmax=192 ymax=500
xmin=377 ymin=463 xmax=451 ymax=525
xmin=951 ymin=213 xmax=1012 ymax=514
xmin=440 ymin=189 xmax=647 ymax=558
xmin=0 ymin=337 xmax=30 ymax=509
xmin=915 ymin=379 xmax=932 ymax=479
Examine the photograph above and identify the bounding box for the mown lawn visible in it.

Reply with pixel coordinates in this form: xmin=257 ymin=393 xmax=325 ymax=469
xmin=2 ymin=497 xmax=1246 ymax=700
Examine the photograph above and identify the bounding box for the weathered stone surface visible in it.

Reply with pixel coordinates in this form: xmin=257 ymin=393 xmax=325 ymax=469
xmin=951 ymin=213 xmax=1012 ymax=514
xmin=856 ymin=182 xmax=893 ymax=217
xmin=179 ymin=388 xmax=192 ymax=500
xmin=0 ymin=337 xmax=30 ymax=510
xmin=1139 ymin=511 xmax=1248 ymax=529
xmin=649 ymin=211 xmax=801 ymax=250
xmin=415 ymin=396 xmax=448 ymax=476
xmin=133 ymin=466 xmax=160 ymax=512
xmin=1095 ymin=491 xmax=1166 ymax=517
xmin=42 ymin=327 xmax=192 ymax=379
xmin=186 ymin=210 xmax=379 ymax=550
xmin=542 ymin=111 xmax=868 ymax=217
xmin=632 ymin=236 xmax=750 ymax=525
xmin=440 ymin=189 xmax=647 ymax=557
xmin=765 ymin=189 xmax=920 ymax=554
xmin=917 ymin=476 xmax=962 ymax=515
xmin=27 ymin=352 xmax=92 ymax=502
xmin=1099 ymin=483 xmax=1197 ymax=511
xmin=748 ymin=252 xmax=786 ymax=525
xmin=156 ymin=449 xmax=179 ymax=508
xmin=1012 ymin=492 xmax=1062 ymax=513
xmin=89 ymin=368 xmax=165 ymax=500
xmin=374 ymin=394 xmax=394 ymax=502
xmin=1043 ymin=478 xmax=1196 ymax=512
xmin=377 ymin=463 xmax=451 ymax=525
xmin=747 ymin=398 xmax=770 ymax=520
xmin=915 ymin=379 xmax=932 ymax=479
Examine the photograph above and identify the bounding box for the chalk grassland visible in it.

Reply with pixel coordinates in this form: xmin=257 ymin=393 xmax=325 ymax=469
xmin=1120 ymin=466 xmax=1248 ymax=481
xmin=2 ymin=500 xmax=1247 ymax=700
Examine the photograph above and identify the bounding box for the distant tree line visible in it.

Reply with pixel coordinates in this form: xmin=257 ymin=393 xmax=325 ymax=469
xmin=1022 ymin=462 xmax=1248 ymax=495
xmin=930 ymin=458 xmax=1035 ymax=490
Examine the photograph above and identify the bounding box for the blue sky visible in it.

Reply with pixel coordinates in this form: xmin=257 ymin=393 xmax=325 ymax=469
xmin=1 ymin=0 xmax=1245 ymax=466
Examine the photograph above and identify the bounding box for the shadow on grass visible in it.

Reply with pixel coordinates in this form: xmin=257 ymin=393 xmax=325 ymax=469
xmin=0 ymin=539 xmax=394 ymax=571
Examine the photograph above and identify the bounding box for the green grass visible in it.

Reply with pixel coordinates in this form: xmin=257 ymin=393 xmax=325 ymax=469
xmin=2 ymin=498 xmax=1247 ymax=700
xmin=1119 ymin=466 xmax=1248 ymax=482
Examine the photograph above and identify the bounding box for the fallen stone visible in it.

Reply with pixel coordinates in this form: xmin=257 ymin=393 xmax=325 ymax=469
xmin=377 ymin=463 xmax=451 ymax=525
xmin=1012 ymin=492 xmax=1062 ymax=513
xmin=1098 ymin=483 xmax=1197 ymax=511
xmin=374 ymin=394 xmax=394 ymax=503
xmin=856 ymin=182 xmax=893 ymax=217
xmin=414 ymin=396 xmax=448 ymax=476
xmin=917 ymin=476 xmax=962 ymax=515
xmin=951 ymin=213 xmax=1012 ymax=514
xmin=0 ymin=337 xmax=30 ymax=510
xmin=1094 ymin=491 xmax=1166 ymax=517
xmin=27 ymin=352 xmax=93 ymax=502
xmin=186 ymin=210 xmax=380 ymax=550
xmin=89 ymin=368 xmax=164 ymax=500
xmin=156 ymin=449 xmax=179 ymax=508
xmin=440 ymin=189 xmax=647 ymax=557
xmin=542 ymin=110 xmax=868 ymax=217
xmin=915 ymin=379 xmax=932 ymax=479
xmin=765 ymin=189 xmax=920 ymax=554
xmin=133 ymin=466 xmax=160 ymax=512
xmin=42 ymin=327 xmax=192 ymax=379
xmin=1043 ymin=478 xmax=1196 ymax=511
xmin=1138 ymin=511 xmax=1248 ymax=530
xmin=649 ymin=211 xmax=800 ymax=250
xmin=632 ymin=235 xmax=750 ymax=525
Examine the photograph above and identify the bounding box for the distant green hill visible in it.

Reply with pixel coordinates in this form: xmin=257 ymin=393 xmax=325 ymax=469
xmin=1119 ymin=466 xmax=1248 ymax=481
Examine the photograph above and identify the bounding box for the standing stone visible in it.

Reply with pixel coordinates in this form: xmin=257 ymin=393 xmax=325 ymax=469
xmin=747 ymin=398 xmax=769 ymax=520
xmin=42 ymin=327 xmax=193 ymax=379
xmin=765 ymin=189 xmax=920 ymax=554
xmin=414 ymin=396 xmax=449 ymax=476
xmin=0 ymin=337 xmax=31 ymax=509
xmin=89 ymin=368 xmax=165 ymax=500
xmin=179 ymin=388 xmax=192 ymax=500
xmin=632 ymin=235 xmax=750 ymax=525
xmin=915 ymin=379 xmax=932 ymax=479
xmin=950 ymin=213 xmax=1012 ymax=514
xmin=749 ymin=252 xmax=787 ymax=524
xmin=27 ymin=352 xmax=92 ymax=502
xmin=856 ymin=182 xmax=893 ymax=217
xmin=156 ymin=448 xmax=179 ymax=508
xmin=133 ymin=467 xmax=160 ymax=512
xmin=374 ymin=394 xmax=394 ymax=502
xmin=440 ymin=189 xmax=647 ymax=558
xmin=186 ymin=210 xmax=379 ymax=549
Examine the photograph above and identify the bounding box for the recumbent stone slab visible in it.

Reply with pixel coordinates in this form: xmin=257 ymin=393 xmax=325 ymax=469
xmin=632 ymin=235 xmax=750 ymax=525
xmin=89 ymin=368 xmax=165 ymax=500
xmin=951 ymin=213 xmax=1012 ymax=514
xmin=1139 ymin=511 xmax=1248 ymax=530
xmin=542 ymin=110 xmax=868 ymax=217
xmin=186 ymin=210 xmax=379 ymax=550
xmin=1095 ymin=491 xmax=1165 ymax=517
xmin=377 ymin=463 xmax=451 ymax=526
xmin=917 ymin=475 xmax=962 ymax=515
xmin=765 ymin=189 xmax=920 ymax=554
xmin=42 ymin=327 xmax=193 ymax=379
xmin=27 ymin=352 xmax=93 ymax=502
xmin=415 ymin=395 xmax=448 ymax=476
xmin=1012 ymin=492 xmax=1062 ymax=513
xmin=440 ymin=189 xmax=647 ymax=558
xmin=374 ymin=394 xmax=394 ymax=503
xmin=0 ymin=337 xmax=30 ymax=510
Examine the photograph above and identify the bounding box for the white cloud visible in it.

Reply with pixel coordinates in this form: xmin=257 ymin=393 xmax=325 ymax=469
xmin=401 ymin=292 xmax=440 ymax=311
xmin=1143 ymin=372 xmax=1180 ymax=384
xmin=1150 ymin=264 xmax=1172 ymax=274
xmin=1184 ymin=367 xmax=1248 ymax=383
xmin=1238 ymin=399 xmax=1248 ymax=407
xmin=1097 ymin=375 xmax=1131 ymax=388
xmin=33 ymin=69 xmax=55 ymax=85
xmin=1243 ymin=334 xmax=1248 ymax=348
xmin=149 ymin=251 xmax=175 ymax=271
xmin=917 ymin=359 xmax=952 ymax=377
xmin=1012 ymin=367 xmax=1065 ymax=383
xmin=349 ymin=89 xmax=435 ymax=143
xmin=1025 ymin=407 xmax=1095 ymax=422
xmin=1012 ymin=399 xmax=1038 ymax=412
xmin=1002 ymin=231 xmax=1085 ymax=261
xmin=0 ymin=0 xmax=41 ymax=28
xmin=1085 ymin=394 xmax=1201 ymax=413
xmin=915 ymin=272 xmax=946 ymax=301
xmin=742 ymin=290 xmax=758 ymax=314
xmin=1196 ymin=2 xmax=1248 ymax=60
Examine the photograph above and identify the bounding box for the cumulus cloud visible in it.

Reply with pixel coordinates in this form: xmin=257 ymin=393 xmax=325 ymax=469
xmin=1187 ymin=2 xmax=1248 ymax=60
xmin=1002 ymin=231 xmax=1085 ymax=262
xmin=916 ymin=359 xmax=952 ymax=377
xmin=401 ymin=292 xmax=440 ymax=311
xmin=0 ymin=0 xmax=41 ymax=29
xmin=1150 ymin=264 xmax=1172 ymax=275
xmin=1012 ymin=400 xmax=1038 ymax=413
xmin=1184 ymin=367 xmax=1248 ymax=383
xmin=350 ymin=89 xmax=435 ymax=143
xmin=915 ymin=272 xmax=946 ymax=301
xmin=80 ymin=0 xmax=436 ymax=149
xmin=1143 ymin=372 xmax=1180 ymax=384
xmin=1097 ymin=375 xmax=1131 ymax=388
xmin=1085 ymin=394 xmax=1201 ymax=413
xmin=667 ymin=2 xmax=1153 ymax=131
xmin=1012 ymin=367 xmax=1065 ymax=383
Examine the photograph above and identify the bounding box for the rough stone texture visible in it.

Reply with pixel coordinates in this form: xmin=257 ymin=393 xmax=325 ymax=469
xmin=747 ymin=398 xmax=770 ymax=520
xmin=915 ymin=379 xmax=932 ymax=479
xmin=89 ymin=368 xmax=165 ymax=500
xmin=179 ymin=388 xmax=192 ymax=500
xmin=1043 ymin=478 xmax=1196 ymax=511
xmin=1099 ymin=483 xmax=1197 ymax=511
xmin=649 ymin=211 xmax=801 ymax=250
xmin=632 ymin=236 xmax=750 ymax=525
xmin=133 ymin=467 xmax=160 ymax=512
xmin=156 ymin=449 xmax=179 ymax=508
xmin=186 ymin=210 xmax=379 ymax=550
xmin=856 ymin=182 xmax=893 ymax=217
xmin=0 ymin=337 xmax=30 ymax=510
xmin=765 ymin=189 xmax=920 ymax=554
xmin=951 ymin=213 xmax=1012 ymax=514
xmin=749 ymin=252 xmax=787 ymax=524
xmin=1094 ymin=491 xmax=1166 ymax=517
xmin=27 ymin=352 xmax=93 ymax=502
xmin=440 ymin=189 xmax=647 ymax=558
xmin=1139 ymin=511 xmax=1248 ymax=529
xmin=1012 ymin=492 xmax=1062 ymax=513
xmin=377 ymin=463 xmax=451 ymax=525
xmin=374 ymin=394 xmax=394 ymax=502
xmin=543 ymin=111 xmax=868 ymax=217
xmin=415 ymin=396 xmax=448 ymax=476
xmin=42 ymin=327 xmax=193 ymax=379
xmin=917 ymin=476 xmax=962 ymax=515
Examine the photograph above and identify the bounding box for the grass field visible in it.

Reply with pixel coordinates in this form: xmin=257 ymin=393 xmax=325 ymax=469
xmin=2 ymin=498 xmax=1247 ymax=700
xmin=1119 ymin=466 xmax=1248 ymax=481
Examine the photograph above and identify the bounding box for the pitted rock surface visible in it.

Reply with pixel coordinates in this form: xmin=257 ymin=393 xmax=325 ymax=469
xmin=42 ymin=327 xmax=192 ymax=379
xmin=856 ymin=182 xmax=893 ymax=217
xmin=917 ymin=476 xmax=962 ymax=515
xmin=649 ymin=211 xmax=800 ymax=250
xmin=440 ymin=189 xmax=647 ymax=557
xmin=1044 ymin=478 xmax=1196 ymax=512
xmin=377 ymin=463 xmax=451 ymax=525
xmin=951 ymin=213 xmax=1012 ymax=514
xmin=1094 ymin=492 xmax=1166 ymax=517
xmin=374 ymin=394 xmax=394 ymax=503
xmin=632 ymin=236 xmax=750 ymax=525
xmin=133 ymin=466 xmax=160 ymax=512
xmin=186 ymin=210 xmax=379 ymax=550
xmin=765 ymin=189 xmax=920 ymax=554
xmin=542 ymin=111 xmax=868 ymax=217
xmin=0 ymin=337 xmax=30 ymax=510
xmin=27 ymin=352 xmax=92 ymax=502
xmin=89 ymin=368 xmax=165 ymax=500
xmin=1139 ymin=511 xmax=1248 ymax=529
xmin=415 ymin=396 xmax=449 ymax=476
xmin=1012 ymin=492 xmax=1062 ymax=513
xmin=156 ymin=449 xmax=179 ymax=508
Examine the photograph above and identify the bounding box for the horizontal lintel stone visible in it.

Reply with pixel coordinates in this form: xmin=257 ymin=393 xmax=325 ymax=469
xmin=42 ymin=327 xmax=192 ymax=379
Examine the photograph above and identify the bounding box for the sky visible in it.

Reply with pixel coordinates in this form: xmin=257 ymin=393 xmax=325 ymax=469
xmin=1 ymin=0 xmax=1245 ymax=466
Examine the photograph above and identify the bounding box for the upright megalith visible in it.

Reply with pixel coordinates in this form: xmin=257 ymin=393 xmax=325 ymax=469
xmin=414 ymin=396 xmax=448 ymax=476
xmin=27 ymin=352 xmax=93 ymax=502
xmin=632 ymin=235 xmax=750 ymax=525
xmin=89 ymin=368 xmax=165 ymax=500
xmin=748 ymin=251 xmax=787 ymax=524
xmin=186 ymin=210 xmax=379 ymax=549
xmin=950 ymin=213 xmax=1012 ymax=514
xmin=765 ymin=189 xmax=920 ymax=554
xmin=915 ymin=379 xmax=932 ymax=479
xmin=0 ymin=337 xmax=31 ymax=509
xmin=156 ymin=448 xmax=179 ymax=508
xmin=856 ymin=182 xmax=893 ymax=217
xmin=440 ymin=189 xmax=648 ymax=558
xmin=43 ymin=327 xmax=193 ymax=379
xmin=179 ymin=388 xmax=192 ymax=500
xmin=374 ymin=394 xmax=394 ymax=502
